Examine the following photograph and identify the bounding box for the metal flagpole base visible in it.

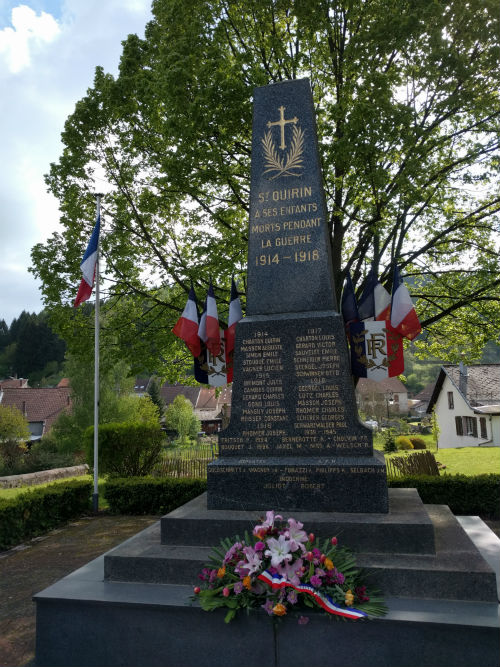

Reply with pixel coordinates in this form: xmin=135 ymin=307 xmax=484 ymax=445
xmin=92 ymin=493 xmax=99 ymax=514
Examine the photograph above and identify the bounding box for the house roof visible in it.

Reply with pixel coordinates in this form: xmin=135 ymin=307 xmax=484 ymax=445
xmin=356 ymin=377 xmax=407 ymax=395
xmin=0 ymin=377 xmax=29 ymax=389
xmin=474 ymin=404 xmax=500 ymax=416
xmin=427 ymin=364 xmax=500 ymax=413
xmin=159 ymin=384 xmax=200 ymax=407
xmin=57 ymin=377 xmax=70 ymax=388
xmin=413 ymin=382 xmax=436 ymax=402
xmin=0 ymin=387 xmax=72 ymax=432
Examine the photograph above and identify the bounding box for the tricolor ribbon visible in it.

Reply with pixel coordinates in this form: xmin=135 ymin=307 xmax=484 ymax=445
xmin=257 ymin=570 xmax=367 ymax=620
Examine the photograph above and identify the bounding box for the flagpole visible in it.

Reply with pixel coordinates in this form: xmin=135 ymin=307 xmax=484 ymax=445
xmin=93 ymin=194 xmax=103 ymax=513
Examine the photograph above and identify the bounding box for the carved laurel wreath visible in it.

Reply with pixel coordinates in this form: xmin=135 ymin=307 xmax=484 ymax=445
xmin=262 ymin=125 xmax=305 ymax=179
xmin=351 ymin=328 xmax=400 ymax=370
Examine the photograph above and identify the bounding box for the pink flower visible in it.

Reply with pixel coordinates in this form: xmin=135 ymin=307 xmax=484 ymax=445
xmin=310 ymin=574 xmax=322 ymax=588
xmin=331 ymin=537 xmax=338 ymax=546
xmin=254 ymin=541 xmax=265 ymax=551
xmin=253 ymin=510 xmax=282 ymax=537
xmin=285 ymin=518 xmax=308 ymax=552
xmin=262 ymin=599 xmax=274 ymax=616
xmin=283 ymin=558 xmax=304 ymax=585
xmin=223 ymin=542 xmax=243 ymax=564
xmin=242 ymin=545 xmax=263 ymax=574
xmin=222 ymin=587 xmax=230 ymax=597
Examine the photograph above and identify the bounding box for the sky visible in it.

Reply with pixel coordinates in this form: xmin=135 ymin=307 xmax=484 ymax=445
xmin=0 ymin=0 xmax=153 ymax=326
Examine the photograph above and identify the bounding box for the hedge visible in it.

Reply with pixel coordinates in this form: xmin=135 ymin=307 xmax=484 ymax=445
xmin=103 ymin=477 xmax=207 ymax=515
xmin=84 ymin=422 xmax=164 ymax=477
xmin=388 ymin=474 xmax=500 ymax=518
xmin=0 ymin=479 xmax=92 ymax=551
xmin=104 ymin=474 xmax=500 ymax=519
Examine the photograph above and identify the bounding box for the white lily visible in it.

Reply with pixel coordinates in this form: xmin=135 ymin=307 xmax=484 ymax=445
xmin=264 ymin=535 xmax=293 ymax=568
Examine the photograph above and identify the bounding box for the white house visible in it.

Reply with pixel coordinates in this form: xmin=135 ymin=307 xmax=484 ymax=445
xmin=427 ymin=363 xmax=500 ymax=448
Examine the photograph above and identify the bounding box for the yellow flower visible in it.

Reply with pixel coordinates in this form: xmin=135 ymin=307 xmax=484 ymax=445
xmin=345 ymin=589 xmax=354 ymax=607
xmin=217 ymin=566 xmax=226 ymax=579
xmin=324 ymin=558 xmax=334 ymax=571
xmin=272 ymin=603 xmax=287 ymax=616
xmin=243 ymin=576 xmax=252 ymax=590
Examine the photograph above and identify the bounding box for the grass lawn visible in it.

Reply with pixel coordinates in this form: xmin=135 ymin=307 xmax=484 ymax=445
xmin=374 ymin=433 xmax=500 ymax=476
xmin=431 ymin=447 xmax=500 ymax=476
xmin=0 ymin=475 xmax=109 ymax=509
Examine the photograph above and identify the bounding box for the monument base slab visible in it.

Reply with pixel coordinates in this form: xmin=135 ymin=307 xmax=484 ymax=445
xmin=34 ymin=491 xmax=500 ymax=667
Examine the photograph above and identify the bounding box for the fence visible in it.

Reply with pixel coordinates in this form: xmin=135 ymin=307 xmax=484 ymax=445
xmin=385 ymin=450 xmax=440 ymax=478
xmin=153 ymin=441 xmax=218 ymax=479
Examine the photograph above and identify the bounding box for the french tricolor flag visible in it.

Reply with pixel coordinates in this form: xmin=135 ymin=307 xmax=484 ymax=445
xmin=391 ymin=265 xmax=422 ymax=340
xmin=341 ymin=272 xmax=360 ymax=329
xmin=172 ymin=286 xmax=202 ymax=357
xmin=198 ymin=282 xmax=221 ymax=357
xmin=358 ymin=267 xmax=392 ymax=322
xmin=224 ymin=279 xmax=243 ymax=383
xmin=74 ymin=215 xmax=100 ymax=308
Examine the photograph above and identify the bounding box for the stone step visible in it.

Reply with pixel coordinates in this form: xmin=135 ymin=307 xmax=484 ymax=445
xmin=160 ymin=489 xmax=436 ymax=555
xmin=104 ymin=505 xmax=497 ymax=602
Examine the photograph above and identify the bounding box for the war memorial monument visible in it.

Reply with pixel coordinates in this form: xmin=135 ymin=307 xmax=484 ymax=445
xmin=34 ymin=80 xmax=499 ymax=667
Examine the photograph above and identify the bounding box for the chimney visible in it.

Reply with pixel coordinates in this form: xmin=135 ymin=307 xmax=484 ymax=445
xmin=458 ymin=361 xmax=468 ymax=397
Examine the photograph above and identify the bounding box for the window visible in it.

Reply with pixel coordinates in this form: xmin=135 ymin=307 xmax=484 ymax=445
xmin=480 ymin=417 xmax=487 ymax=439
xmin=447 ymin=392 xmax=454 ymax=409
xmin=465 ymin=416 xmax=478 ymax=437
xmin=455 ymin=416 xmax=463 ymax=436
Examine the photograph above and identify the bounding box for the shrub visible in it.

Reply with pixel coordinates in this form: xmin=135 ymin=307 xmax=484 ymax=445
xmin=388 ymin=474 xmax=500 ymax=518
xmin=383 ymin=428 xmax=397 ymax=453
xmin=0 ymin=479 xmax=92 ymax=550
xmin=409 ymin=436 xmax=427 ymax=450
xmin=84 ymin=422 xmax=164 ymax=477
xmin=396 ymin=436 xmax=413 ymax=450
xmin=0 ymin=439 xmax=28 ymax=475
xmin=104 ymin=476 xmax=207 ymax=514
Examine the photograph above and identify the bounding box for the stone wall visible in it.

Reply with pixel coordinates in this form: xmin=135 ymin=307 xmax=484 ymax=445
xmin=0 ymin=464 xmax=89 ymax=489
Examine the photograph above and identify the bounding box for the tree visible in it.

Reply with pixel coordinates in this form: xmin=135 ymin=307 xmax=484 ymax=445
xmin=30 ymin=0 xmax=500 ymax=371
xmin=0 ymin=404 xmax=30 ymax=442
xmin=147 ymin=376 xmax=165 ymax=418
xmin=0 ymin=311 xmax=66 ymax=382
xmin=164 ymin=395 xmax=200 ymax=446
xmin=0 ymin=405 xmax=30 ymax=473
xmin=0 ymin=319 xmax=9 ymax=353
xmin=47 ymin=351 xmax=156 ymax=454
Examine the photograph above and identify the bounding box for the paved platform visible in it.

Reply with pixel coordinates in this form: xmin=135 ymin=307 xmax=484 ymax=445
xmin=34 ymin=492 xmax=500 ymax=667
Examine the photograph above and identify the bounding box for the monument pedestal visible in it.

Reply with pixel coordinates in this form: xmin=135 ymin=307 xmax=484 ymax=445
xmin=34 ymin=490 xmax=500 ymax=667
xmin=211 ymin=312 xmax=389 ymax=514
xmin=207 ymin=454 xmax=388 ymax=512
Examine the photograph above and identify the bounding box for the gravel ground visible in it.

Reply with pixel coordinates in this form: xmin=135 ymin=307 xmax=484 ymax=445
xmin=0 ymin=514 xmax=160 ymax=667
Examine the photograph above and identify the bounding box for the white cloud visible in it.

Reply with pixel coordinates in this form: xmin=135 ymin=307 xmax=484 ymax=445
xmin=0 ymin=4 xmax=60 ymax=73
xmin=0 ymin=0 xmax=153 ymax=325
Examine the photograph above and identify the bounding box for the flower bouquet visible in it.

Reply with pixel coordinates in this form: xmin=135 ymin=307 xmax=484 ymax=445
xmin=194 ymin=511 xmax=387 ymax=624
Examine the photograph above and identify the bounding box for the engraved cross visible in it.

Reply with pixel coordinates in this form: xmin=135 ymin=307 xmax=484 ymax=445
xmin=267 ymin=105 xmax=298 ymax=150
